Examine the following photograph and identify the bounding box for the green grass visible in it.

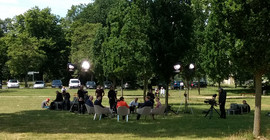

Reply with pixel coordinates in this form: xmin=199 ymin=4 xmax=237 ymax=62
xmin=0 ymin=87 xmax=269 ymax=140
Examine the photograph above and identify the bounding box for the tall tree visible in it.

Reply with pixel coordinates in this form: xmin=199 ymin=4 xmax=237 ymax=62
xmin=12 ymin=7 xmax=69 ymax=81
xmin=149 ymin=0 xmax=193 ymax=107
xmin=201 ymin=2 xmax=231 ymax=87
xmin=69 ymin=23 xmax=102 ymax=82
xmin=120 ymin=0 xmax=152 ymax=99
xmin=191 ymin=0 xmax=210 ymax=94
xmin=212 ymin=0 xmax=270 ymax=137
xmin=6 ymin=33 xmax=46 ymax=86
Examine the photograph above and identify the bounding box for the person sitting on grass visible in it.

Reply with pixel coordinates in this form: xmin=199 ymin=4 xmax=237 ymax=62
xmin=41 ymin=98 xmax=50 ymax=109
xmin=242 ymin=100 xmax=250 ymax=113
xmin=116 ymin=97 xmax=129 ymax=120
xmin=136 ymin=96 xmax=153 ymax=120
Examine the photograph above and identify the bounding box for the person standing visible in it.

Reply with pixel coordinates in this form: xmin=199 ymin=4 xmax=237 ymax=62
xmin=218 ymin=88 xmax=227 ymax=119
xmin=147 ymin=89 xmax=155 ymax=105
xmin=160 ymin=87 xmax=165 ymax=97
xmin=62 ymin=90 xmax=71 ymax=110
xmin=77 ymin=85 xmax=87 ymax=114
xmin=95 ymin=85 xmax=105 ymax=103
xmin=108 ymin=86 xmax=117 ymax=111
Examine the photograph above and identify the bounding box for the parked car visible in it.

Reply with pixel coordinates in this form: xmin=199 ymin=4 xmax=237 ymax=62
xmin=171 ymin=81 xmax=184 ymax=89
xmin=7 ymin=79 xmax=20 ymax=88
xmin=104 ymin=81 xmax=112 ymax=89
xmin=0 ymin=80 xmax=2 ymax=89
xmin=86 ymin=81 xmax=96 ymax=89
xmin=191 ymin=81 xmax=208 ymax=88
xmin=33 ymin=81 xmax=45 ymax=89
xmin=69 ymin=79 xmax=81 ymax=89
xmin=51 ymin=80 xmax=62 ymax=88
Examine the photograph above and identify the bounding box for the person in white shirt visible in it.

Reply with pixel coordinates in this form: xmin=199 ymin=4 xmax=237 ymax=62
xmin=160 ymin=87 xmax=166 ymax=97
xmin=129 ymin=98 xmax=138 ymax=113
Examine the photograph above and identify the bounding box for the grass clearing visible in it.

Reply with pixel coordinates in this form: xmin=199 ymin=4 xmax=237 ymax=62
xmin=0 ymin=87 xmax=269 ymax=139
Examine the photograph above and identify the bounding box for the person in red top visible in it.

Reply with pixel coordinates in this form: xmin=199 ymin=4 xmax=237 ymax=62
xmin=116 ymin=97 xmax=129 ymax=109
xmin=116 ymin=97 xmax=129 ymax=120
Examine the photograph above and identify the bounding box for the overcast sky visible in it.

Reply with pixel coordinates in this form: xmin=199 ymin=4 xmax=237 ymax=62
xmin=0 ymin=0 xmax=93 ymax=20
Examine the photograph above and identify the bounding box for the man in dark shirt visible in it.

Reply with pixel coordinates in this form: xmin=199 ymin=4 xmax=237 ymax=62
xmin=94 ymin=95 xmax=111 ymax=117
xmin=95 ymin=85 xmax=105 ymax=103
xmin=218 ymin=88 xmax=227 ymax=119
xmin=77 ymin=85 xmax=87 ymax=114
xmin=85 ymin=96 xmax=94 ymax=107
xmin=94 ymin=95 xmax=105 ymax=108
xmin=108 ymin=86 xmax=117 ymax=110
xmin=62 ymin=90 xmax=70 ymax=110
xmin=54 ymin=91 xmax=63 ymax=102
xmin=136 ymin=96 xmax=153 ymax=120
xmin=147 ymin=89 xmax=155 ymax=105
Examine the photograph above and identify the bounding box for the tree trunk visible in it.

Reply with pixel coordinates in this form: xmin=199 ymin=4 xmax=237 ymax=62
xmin=24 ymin=75 xmax=28 ymax=88
xmin=121 ymin=78 xmax=123 ymax=97
xmin=143 ymin=76 xmax=147 ymax=101
xmin=253 ymin=72 xmax=262 ymax=137
xmin=187 ymin=80 xmax=190 ymax=100
xmin=234 ymin=77 xmax=237 ymax=88
xmin=197 ymin=77 xmax=201 ymax=95
xmin=165 ymin=83 xmax=169 ymax=108
xmin=218 ymin=81 xmax=221 ymax=88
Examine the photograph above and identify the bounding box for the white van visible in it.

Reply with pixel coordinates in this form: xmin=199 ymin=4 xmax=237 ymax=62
xmin=69 ymin=79 xmax=81 ymax=89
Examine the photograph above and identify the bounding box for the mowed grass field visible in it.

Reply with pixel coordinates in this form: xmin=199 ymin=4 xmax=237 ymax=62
xmin=0 ymin=87 xmax=269 ymax=140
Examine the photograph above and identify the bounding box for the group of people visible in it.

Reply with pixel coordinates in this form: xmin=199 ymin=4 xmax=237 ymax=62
xmin=41 ymin=86 xmax=71 ymax=110
xmin=41 ymin=85 xmax=163 ymax=120
xmin=154 ymin=87 xmax=166 ymax=97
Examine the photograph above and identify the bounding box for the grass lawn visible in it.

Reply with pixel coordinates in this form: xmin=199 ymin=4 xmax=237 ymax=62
xmin=0 ymin=87 xmax=269 ymax=140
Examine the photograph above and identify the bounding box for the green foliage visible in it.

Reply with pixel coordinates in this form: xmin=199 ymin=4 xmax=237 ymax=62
xmin=6 ymin=33 xmax=46 ymax=77
xmin=149 ymin=0 xmax=194 ymax=83
xmin=69 ymin=23 xmax=102 ymax=70
xmin=11 ymin=7 xmax=69 ymax=80
xmin=200 ymin=1 xmax=231 ymax=86
xmin=0 ymin=37 xmax=9 ymax=79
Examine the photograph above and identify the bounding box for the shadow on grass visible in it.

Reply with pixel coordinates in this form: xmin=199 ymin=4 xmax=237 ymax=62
xmin=0 ymin=108 xmax=269 ymax=139
xmin=0 ymin=89 xmax=17 ymax=94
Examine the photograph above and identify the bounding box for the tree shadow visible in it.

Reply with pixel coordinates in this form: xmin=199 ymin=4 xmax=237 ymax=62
xmin=0 ymin=108 xmax=269 ymax=139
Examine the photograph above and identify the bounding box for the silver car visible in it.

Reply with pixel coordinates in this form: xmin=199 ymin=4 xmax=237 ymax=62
xmin=33 ymin=81 xmax=45 ymax=89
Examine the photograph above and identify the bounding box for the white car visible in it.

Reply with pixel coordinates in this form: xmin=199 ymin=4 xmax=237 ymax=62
xmin=7 ymin=79 xmax=20 ymax=88
xmin=33 ymin=81 xmax=45 ymax=89
xmin=69 ymin=79 xmax=81 ymax=89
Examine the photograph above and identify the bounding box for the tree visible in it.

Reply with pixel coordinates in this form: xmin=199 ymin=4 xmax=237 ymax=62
xmin=12 ymin=7 xmax=69 ymax=81
xmin=0 ymin=37 xmax=8 ymax=80
xmin=148 ymin=0 xmax=194 ymax=107
xmin=6 ymin=33 xmax=46 ymax=86
xmin=201 ymin=2 xmax=232 ymax=87
xmin=212 ymin=0 xmax=270 ymax=137
xmin=120 ymin=0 xmax=152 ymax=99
xmin=191 ymin=0 xmax=210 ymax=94
xmin=69 ymin=23 xmax=102 ymax=82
